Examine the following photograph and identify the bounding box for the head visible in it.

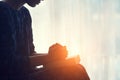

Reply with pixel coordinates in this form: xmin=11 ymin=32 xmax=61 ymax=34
xmin=3 ymin=0 xmax=43 ymax=10
xmin=25 ymin=0 xmax=43 ymax=7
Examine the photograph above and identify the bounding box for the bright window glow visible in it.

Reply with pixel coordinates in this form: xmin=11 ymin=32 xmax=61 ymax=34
xmin=25 ymin=0 xmax=120 ymax=80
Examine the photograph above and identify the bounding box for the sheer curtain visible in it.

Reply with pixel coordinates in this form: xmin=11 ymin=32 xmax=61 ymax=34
xmin=26 ymin=0 xmax=120 ymax=80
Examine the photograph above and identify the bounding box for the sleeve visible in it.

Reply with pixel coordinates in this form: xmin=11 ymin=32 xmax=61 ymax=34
xmin=22 ymin=7 xmax=36 ymax=55
xmin=27 ymin=9 xmax=36 ymax=54
xmin=0 ymin=7 xmax=29 ymax=79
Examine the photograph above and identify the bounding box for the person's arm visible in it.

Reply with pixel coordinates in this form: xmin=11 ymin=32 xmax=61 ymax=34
xmin=29 ymin=43 xmax=67 ymax=67
xmin=29 ymin=52 xmax=69 ymax=67
xmin=22 ymin=7 xmax=53 ymax=67
xmin=29 ymin=54 xmax=50 ymax=67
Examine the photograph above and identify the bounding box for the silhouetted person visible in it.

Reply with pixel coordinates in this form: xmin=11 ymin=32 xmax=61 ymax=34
xmin=0 ymin=0 xmax=90 ymax=79
xmin=0 ymin=0 xmax=57 ymax=80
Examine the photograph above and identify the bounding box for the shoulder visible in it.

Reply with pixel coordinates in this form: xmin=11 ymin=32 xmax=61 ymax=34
xmin=19 ymin=6 xmax=32 ymax=21
xmin=20 ymin=6 xmax=29 ymax=12
xmin=20 ymin=6 xmax=31 ymax=16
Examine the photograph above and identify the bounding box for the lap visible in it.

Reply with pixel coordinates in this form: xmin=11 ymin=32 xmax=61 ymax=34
xmin=30 ymin=64 xmax=90 ymax=80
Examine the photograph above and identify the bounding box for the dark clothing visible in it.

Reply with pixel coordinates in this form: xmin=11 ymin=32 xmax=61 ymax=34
xmin=0 ymin=2 xmax=35 ymax=80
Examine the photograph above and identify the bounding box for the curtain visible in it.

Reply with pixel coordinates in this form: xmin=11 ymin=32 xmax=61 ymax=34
xmin=26 ymin=0 xmax=120 ymax=80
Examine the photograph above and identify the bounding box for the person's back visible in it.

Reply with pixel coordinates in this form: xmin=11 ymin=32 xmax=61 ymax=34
xmin=0 ymin=1 xmax=34 ymax=80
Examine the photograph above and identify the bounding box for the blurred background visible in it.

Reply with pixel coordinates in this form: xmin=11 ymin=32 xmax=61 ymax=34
xmin=25 ymin=0 xmax=120 ymax=80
